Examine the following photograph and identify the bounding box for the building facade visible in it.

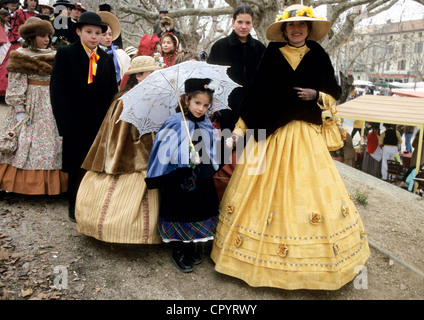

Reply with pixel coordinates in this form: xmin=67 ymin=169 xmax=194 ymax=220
xmin=335 ymin=19 xmax=424 ymax=85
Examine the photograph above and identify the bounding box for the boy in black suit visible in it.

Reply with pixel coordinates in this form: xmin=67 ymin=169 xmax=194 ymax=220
xmin=50 ymin=12 xmax=118 ymax=222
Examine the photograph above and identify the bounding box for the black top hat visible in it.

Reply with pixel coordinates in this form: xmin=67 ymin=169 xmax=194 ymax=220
xmin=159 ymin=9 xmax=168 ymax=13
xmin=185 ymin=78 xmax=215 ymax=93
xmin=75 ymin=12 xmax=108 ymax=33
xmin=98 ymin=3 xmax=112 ymax=12
xmin=53 ymin=0 xmax=76 ymax=9
xmin=37 ymin=14 xmax=52 ymax=21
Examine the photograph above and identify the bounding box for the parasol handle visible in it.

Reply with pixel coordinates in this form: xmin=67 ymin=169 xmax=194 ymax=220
xmin=171 ymin=80 xmax=195 ymax=148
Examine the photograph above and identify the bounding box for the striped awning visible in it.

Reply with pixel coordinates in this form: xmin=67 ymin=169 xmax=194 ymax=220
xmin=331 ymin=95 xmax=424 ymax=126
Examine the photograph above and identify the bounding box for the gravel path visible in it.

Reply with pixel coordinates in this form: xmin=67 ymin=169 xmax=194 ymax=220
xmin=1 ymin=102 xmax=423 ymax=303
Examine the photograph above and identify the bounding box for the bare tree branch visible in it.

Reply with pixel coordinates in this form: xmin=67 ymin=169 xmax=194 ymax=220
xmin=110 ymin=0 xmax=423 ymax=60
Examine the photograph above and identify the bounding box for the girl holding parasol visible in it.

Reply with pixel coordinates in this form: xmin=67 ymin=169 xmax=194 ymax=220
xmin=145 ymin=78 xmax=222 ymax=273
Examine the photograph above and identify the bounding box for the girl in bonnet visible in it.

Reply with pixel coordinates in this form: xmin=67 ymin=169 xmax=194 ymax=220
xmin=0 ymin=17 xmax=67 ymax=195
xmin=160 ymin=32 xmax=178 ymax=68
xmin=98 ymin=11 xmax=130 ymax=87
xmin=0 ymin=8 xmax=11 ymax=96
xmin=145 ymin=78 xmax=222 ymax=273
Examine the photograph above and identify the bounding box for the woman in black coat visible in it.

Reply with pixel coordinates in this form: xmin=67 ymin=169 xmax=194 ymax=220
xmin=208 ymin=4 xmax=266 ymax=132
xmin=50 ymin=12 xmax=118 ymax=221
xmin=208 ymin=4 xmax=266 ymax=200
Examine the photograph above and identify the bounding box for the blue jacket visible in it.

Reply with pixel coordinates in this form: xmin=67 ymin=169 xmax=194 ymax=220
xmin=145 ymin=112 xmax=221 ymax=189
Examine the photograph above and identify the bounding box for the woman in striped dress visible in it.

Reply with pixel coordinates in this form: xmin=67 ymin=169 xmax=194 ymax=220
xmin=75 ymin=56 xmax=162 ymax=244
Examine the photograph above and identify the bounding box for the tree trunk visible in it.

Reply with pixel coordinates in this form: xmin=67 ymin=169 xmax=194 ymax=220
xmin=339 ymin=71 xmax=355 ymax=104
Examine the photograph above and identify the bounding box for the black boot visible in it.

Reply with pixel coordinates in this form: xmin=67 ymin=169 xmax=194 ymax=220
xmin=185 ymin=242 xmax=202 ymax=265
xmin=66 ymin=188 xmax=76 ymax=223
xmin=68 ymin=204 xmax=76 ymax=223
xmin=171 ymin=243 xmax=193 ymax=273
xmin=66 ymin=168 xmax=85 ymax=223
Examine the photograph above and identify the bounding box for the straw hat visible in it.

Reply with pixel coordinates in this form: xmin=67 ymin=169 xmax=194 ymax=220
xmin=53 ymin=0 xmax=75 ymax=9
xmin=125 ymin=56 xmax=161 ymax=75
xmin=124 ymin=46 xmax=138 ymax=57
xmin=266 ymin=4 xmax=331 ymax=42
xmin=97 ymin=11 xmax=121 ymax=41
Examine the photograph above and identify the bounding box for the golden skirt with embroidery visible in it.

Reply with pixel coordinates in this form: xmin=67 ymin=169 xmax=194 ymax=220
xmin=211 ymin=120 xmax=370 ymax=290
xmin=75 ymin=171 xmax=162 ymax=244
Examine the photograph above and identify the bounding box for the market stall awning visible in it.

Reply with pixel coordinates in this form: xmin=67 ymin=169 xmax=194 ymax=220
xmin=330 ymin=95 xmax=424 ymax=126
xmin=373 ymin=82 xmax=401 ymax=88
xmin=324 ymin=95 xmax=424 ymax=190
xmin=394 ymin=90 xmax=424 ymax=98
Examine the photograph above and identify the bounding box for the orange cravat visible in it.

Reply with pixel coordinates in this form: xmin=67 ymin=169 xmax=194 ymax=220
xmin=82 ymin=42 xmax=100 ymax=84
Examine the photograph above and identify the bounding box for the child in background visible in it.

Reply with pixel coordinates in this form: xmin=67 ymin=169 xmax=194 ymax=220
xmin=98 ymin=11 xmax=130 ymax=87
xmin=0 ymin=8 xmax=11 ymax=96
xmin=0 ymin=8 xmax=11 ymax=64
xmin=50 ymin=12 xmax=118 ymax=222
xmin=119 ymin=33 xmax=160 ymax=91
xmin=0 ymin=18 xmax=67 ymax=195
xmin=8 ymin=0 xmax=40 ymax=49
xmin=174 ymin=49 xmax=201 ymax=65
xmin=160 ymin=32 xmax=178 ymax=68
xmin=154 ymin=41 xmax=162 ymax=55
xmin=145 ymin=78 xmax=221 ymax=273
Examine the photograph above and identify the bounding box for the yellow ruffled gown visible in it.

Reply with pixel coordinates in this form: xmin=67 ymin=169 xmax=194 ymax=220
xmin=210 ymin=45 xmax=370 ymax=290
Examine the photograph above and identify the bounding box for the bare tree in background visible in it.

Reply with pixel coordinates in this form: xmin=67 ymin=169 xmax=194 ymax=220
xmin=80 ymin=0 xmax=423 ymax=102
xmin=77 ymin=0 xmax=424 ymax=54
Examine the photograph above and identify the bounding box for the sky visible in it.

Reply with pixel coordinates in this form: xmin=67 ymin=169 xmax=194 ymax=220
xmin=359 ymin=0 xmax=424 ymax=24
xmin=314 ymin=0 xmax=424 ymax=26
xmin=38 ymin=0 xmax=424 ymax=25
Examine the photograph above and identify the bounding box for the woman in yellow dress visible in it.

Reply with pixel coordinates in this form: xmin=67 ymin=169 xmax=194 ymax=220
xmin=211 ymin=4 xmax=370 ymax=290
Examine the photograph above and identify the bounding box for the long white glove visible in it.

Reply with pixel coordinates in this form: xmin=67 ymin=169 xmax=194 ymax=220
xmin=225 ymin=134 xmax=241 ymax=149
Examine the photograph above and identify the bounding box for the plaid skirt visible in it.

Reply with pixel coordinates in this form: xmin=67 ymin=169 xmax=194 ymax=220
xmin=158 ymin=215 xmax=217 ymax=243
